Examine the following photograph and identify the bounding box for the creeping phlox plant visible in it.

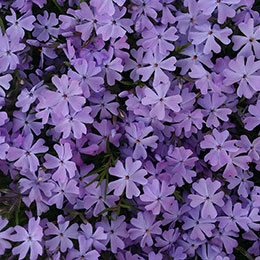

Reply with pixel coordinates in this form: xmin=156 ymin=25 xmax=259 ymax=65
xmin=1 ymin=0 xmax=260 ymax=259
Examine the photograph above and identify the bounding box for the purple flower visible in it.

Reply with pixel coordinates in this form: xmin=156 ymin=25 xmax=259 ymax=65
xmin=45 ymin=215 xmax=78 ymax=253
xmin=0 ymin=136 xmax=9 ymax=160
xmin=198 ymin=0 xmax=240 ymax=24
xmin=0 ymin=34 xmax=25 ymax=73
xmin=155 ymin=228 xmax=179 ymax=252
xmin=11 ymin=217 xmax=43 ymax=260
xmin=96 ymin=7 xmax=133 ymax=41
xmin=48 ymin=178 xmax=79 ymax=209
xmin=223 ymin=55 xmax=260 ymax=98
xmin=47 ymin=74 xmax=86 ymax=116
xmin=129 ymin=211 xmax=162 ymax=248
xmin=198 ymin=93 xmax=232 ymax=128
xmin=12 ymin=110 xmax=44 ymax=136
xmin=79 ymin=223 xmax=107 ymax=252
xmin=66 ymin=235 xmax=100 ymax=260
xmin=244 ymin=99 xmax=260 ymax=130
xmin=227 ymin=169 xmax=253 ymax=198
xmin=108 ymin=157 xmax=147 ymax=199
xmin=176 ymin=0 xmax=209 ymax=34
xmin=96 ymin=215 xmax=128 ymax=253
xmin=32 ymin=11 xmax=59 ymax=41
xmin=125 ymin=122 xmax=158 ymax=160
xmin=137 ymin=50 xmax=176 ymax=86
xmin=176 ymin=44 xmax=213 ymax=75
xmin=218 ymin=200 xmax=251 ymax=232
xmin=19 ymin=169 xmax=55 ymax=208
xmin=140 ymin=179 xmax=175 ymax=215
xmin=68 ymin=58 xmax=104 ymax=98
xmin=0 ymin=217 xmax=13 ymax=256
xmin=84 ymin=180 xmax=118 ymax=217
xmin=182 ymin=206 xmax=215 ymax=241
xmin=141 ymin=83 xmax=182 ymax=120
xmin=232 ymin=18 xmax=260 ymax=59
xmin=7 ymin=133 xmax=48 ymax=173
xmin=90 ymin=0 xmax=125 ymax=16
xmin=188 ymin=178 xmax=225 ymax=219
xmin=200 ymin=129 xmax=238 ymax=167
xmin=166 ymin=146 xmax=198 ymax=187
xmin=102 ymin=48 xmax=124 ymax=86
xmin=189 ymin=64 xmax=221 ymax=94
xmin=53 ymin=107 xmax=93 ymax=139
xmin=74 ymin=2 xmax=101 ymax=41
xmin=189 ymin=23 xmax=232 ymax=54
xmin=89 ymin=91 xmax=119 ymax=119
xmin=87 ymin=119 xmax=121 ymax=153
xmin=44 ymin=143 xmax=77 ymax=182
xmin=6 ymin=9 xmax=36 ymax=40
xmin=138 ymin=25 xmax=178 ymax=55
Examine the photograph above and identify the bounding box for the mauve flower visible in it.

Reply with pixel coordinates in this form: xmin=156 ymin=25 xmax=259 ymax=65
xmin=6 ymin=9 xmax=36 ymax=40
xmin=96 ymin=215 xmax=128 ymax=253
xmin=140 ymin=179 xmax=175 ymax=215
xmin=0 ymin=34 xmax=25 ymax=73
xmin=48 ymin=178 xmax=79 ymax=209
xmin=32 ymin=11 xmax=59 ymax=41
xmin=74 ymin=2 xmax=101 ymax=41
xmin=200 ymin=129 xmax=239 ymax=167
xmin=108 ymin=157 xmax=147 ymax=199
xmin=160 ymin=0 xmax=176 ymax=25
xmin=84 ymin=180 xmax=118 ymax=217
xmin=176 ymin=0 xmax=209 ymax=35
xmin=176 ymin=44 xmax=213 ymax=75
xmin=0 ymin=136 xmax=9 ymax=160
xmin=137 ymin=50 xmax=176 ymax=87
xmin=79 ymin=223 xmax=107 ymax=252
xmin=90 ymin=0 xmax=125 ymax=16
xmin=198 ymin=0 xmax=240 ymax=24
xmin=125 ymin=122 xmax=158 ymax=160
xmin=124 ymin=47 xmax=145 ymax=81
xmin=232 ymin=18 xmax=260 ymax=59
xmin=166 ymin=146 xmax=198 ymax=187
xmin=244 ymin=99 xmax=260 ymax=130
xmin=198 ymin=93 xmax=232 ymax=128
xmin=182 ymin=206 xmax=215 ymax=241
xmin=12 ymin=110 xmax=44 ymax=136
xmin=189 ymin=23 xmax=232 ymax=54
xmin=227 ymin=169 xmax=254 ymax=198
xmin=66 ymin=235 xmax=100 ymax=260
xmin=189 ymin=64 xmax=221 ymax=94
xmin=218 ymin=200 xmax=251 ymax=232
xmin=87 ymin=119 xmax=121 ymax=153
xmin=45 ymin=215 xmax=78 ymax=253
xmin=141 ymin=83 xmax=182 ymax=120
xmin=155 ymin=228 xmax=179 ymax=252
xmin=137 ymin=25 xmax=178 ymax=55
xmin=96 ymin=7 xmax=133 ymax=41
xmin=44 ymin=143 xmax=77 ymax=182
xmin=89 ymin=91 xmax=119 ymax=119
xmin=129 ymin=211 xmax=162 ymax=248
xmin=53 ymin=107 xmax=93 ymax=139
xmin=102 ymin=48 xmax=123 ymax=86
xmin=68 ymin=58 xmax=104 ymax=98
xmin=188 ymin=178 xmax=225 ymax=219
xmin=223 ymin=55 xmax=260 ymax=98
xmin=7 ymin=133 xmax=48 ymax=173
xmin=11 ymin=217 xmax=43 ymax=260
xmin=0 ymin=74 xmax=12 ymax=97
xmin=0 ymin=217 xmax=13 ymax=256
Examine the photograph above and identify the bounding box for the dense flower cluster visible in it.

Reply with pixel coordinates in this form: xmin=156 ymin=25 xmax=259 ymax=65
xmin=1 ymin=0 xmax=260 ymax=259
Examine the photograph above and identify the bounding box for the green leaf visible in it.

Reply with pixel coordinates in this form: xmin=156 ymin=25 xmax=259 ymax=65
xmin=51 ymin=0 xmax=64 ymax=13
xmin=0 ymin=17 xmax=5 ymax=35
